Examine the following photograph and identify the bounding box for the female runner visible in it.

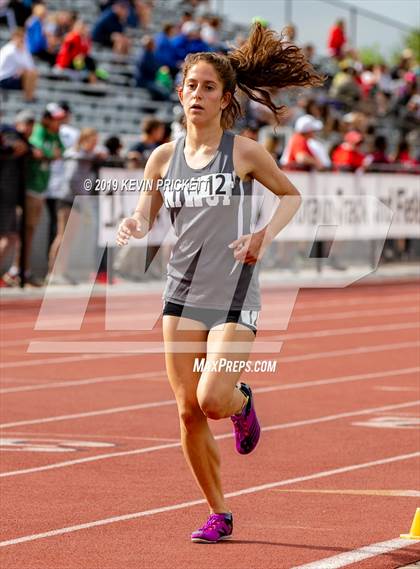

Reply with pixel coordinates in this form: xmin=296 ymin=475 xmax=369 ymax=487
xmin=117 ymin=23 xmax=322 ymax=543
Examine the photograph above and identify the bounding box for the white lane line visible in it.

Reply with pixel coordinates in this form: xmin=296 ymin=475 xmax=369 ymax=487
xmin=3 ymin=297 xmax=419 ymax=345
xmin=376 ymin=386 xmax=419 ymax=392
xmin=1 ymin=400 xmax=418 ymax=478
xmin=2 ymin=339 xmax=419 ymax=395
xmin=0 ymin=400 xmax=176 ymax=429
xmin=22 ymin=337 xmax=420 ymax=356
xmin=0 ymin=371 xmax=166 ymax=394
xmin=2 ymin=432 xmax=180 ymax=443
xmin=291 ymin=538 xmax=419 ymax=568
xmin=275 ymin=321 xmax=419 ymax=341
xmin=277 ymin=341 xmax=420 ymax=364
xmin=0 ymin=451 xmax=418 ymax=547
xmin=1 ymin=330 xmax=146 ymax=348
xmin=3 ymin=291 xmax=418 ymax=332
xmin=1 ymin=367 xmax=418 ymax=429
xmin=1 ymin=364 xmax=418 ymax=430
xmin=0 ymin=353 xmax=142 ymax=370
xmin=2 ymin=321 xmax=418 ymax=369
xmin=3 ymin=296 xmax=419 ymax=348
xmin=254 ymin=367 xmax=420 ymax=394
xmin=296 ymin=292 xmax=420 ymax=310
xmin=290 ymin=306 xmax=419 ymax=323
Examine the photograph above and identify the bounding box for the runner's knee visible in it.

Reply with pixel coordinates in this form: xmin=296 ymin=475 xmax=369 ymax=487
xmin=197 ymin=390 xmax=225 ymax=420
xmin=178 ymin=401 xmax=205 ymax=432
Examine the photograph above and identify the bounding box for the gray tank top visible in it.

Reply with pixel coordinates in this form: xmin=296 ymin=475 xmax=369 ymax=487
xmin=160 ymin=131 xmax=261 ymax=311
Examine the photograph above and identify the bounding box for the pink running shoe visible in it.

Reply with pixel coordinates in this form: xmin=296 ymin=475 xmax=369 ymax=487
xmin=191 ymin=513 xmax=233 ymax=543
xmin=230 ymin=383 xmax=261 ymax=455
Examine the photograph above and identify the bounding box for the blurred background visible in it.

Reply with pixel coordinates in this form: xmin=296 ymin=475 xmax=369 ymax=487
xmin=0 ymin=0 xmax=419 ymax=289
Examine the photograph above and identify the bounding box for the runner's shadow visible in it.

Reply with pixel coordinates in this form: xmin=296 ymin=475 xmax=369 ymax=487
xmin=224 ymin=542 xmax=420 ymax=566
xmin=225 ymin=540 xmax=347 ymax=553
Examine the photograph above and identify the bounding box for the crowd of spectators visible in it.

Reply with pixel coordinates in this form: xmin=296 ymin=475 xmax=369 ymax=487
xmin=0 ymin=2 xmax=419 ymax=286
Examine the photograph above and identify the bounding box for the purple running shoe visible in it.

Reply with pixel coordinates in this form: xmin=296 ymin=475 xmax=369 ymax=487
xmin=191 ymin=513 xmax=233 ymax=543
xmin=230 ymin=382 xmax=261 ymax=455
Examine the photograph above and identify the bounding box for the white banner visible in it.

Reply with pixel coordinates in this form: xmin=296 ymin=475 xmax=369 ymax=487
xmin=98 ymin=169 xmax=419 ymax=245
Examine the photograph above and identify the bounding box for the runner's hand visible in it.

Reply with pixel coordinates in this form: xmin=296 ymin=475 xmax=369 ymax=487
xmin=116 ymin=217 xmax=146 ymax=246
xmin=228 ymin=230 xmax=270 ymax=265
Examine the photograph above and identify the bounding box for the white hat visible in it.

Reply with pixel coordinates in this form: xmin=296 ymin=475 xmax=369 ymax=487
xmin=181 ymin=21 xmax=200 ymax=35
xmin=295 ymin=114 xmax=323 ymax=133
xmin=45 ymin=102 xmax=66 ymax=119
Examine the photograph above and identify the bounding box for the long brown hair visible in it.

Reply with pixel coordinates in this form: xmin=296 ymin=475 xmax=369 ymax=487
xmin=181 ymin=23 xmax=324 ymax=129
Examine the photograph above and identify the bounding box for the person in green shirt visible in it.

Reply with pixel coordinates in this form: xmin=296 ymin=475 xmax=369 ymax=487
xmin=27 ymin=107 xmax=65 ymax=196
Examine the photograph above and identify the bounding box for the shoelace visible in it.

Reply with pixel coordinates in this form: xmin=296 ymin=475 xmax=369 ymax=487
xmin=231 ymin=414 xmax=249 ymax=438
xmin=199 ymin=514 xmax=225 ymax=531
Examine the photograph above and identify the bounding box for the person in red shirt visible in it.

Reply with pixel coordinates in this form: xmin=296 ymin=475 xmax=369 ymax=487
xmin=281 ymin=114 xmax=324 ymax=170
xmin=331 ymin=130 xmax=365 ymax=171
xmin=328 ymin=19 xmax=346 ymax=58
xmin=392 ymin=139 xmax=419 ymax=170
xmin=56 ymin=20 xmax=98 ymax=83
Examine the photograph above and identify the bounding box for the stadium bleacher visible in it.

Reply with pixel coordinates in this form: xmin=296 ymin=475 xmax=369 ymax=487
xmin=0 ymin=1 xmax=245 ymax=144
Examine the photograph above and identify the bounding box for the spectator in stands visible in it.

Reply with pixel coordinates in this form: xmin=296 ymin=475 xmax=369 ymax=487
xmin=170 ymin=104 xmax=186 ymax=140
xmin=182 ymin=0 xmax=211 ymax=17
xmin=316 ymin=102 xmax=341 ymax=143
xmin=47 ymin=127 xmax=100 ymax=285
xmin=134 ymin=0 xmax=154 ymax=30
xmin=302 ymin=43 xmax=319 ymax=70
xmin=0 ymin=27 xmax=38 ymax=101
xmin=155 ymin=22 xmax=178 ymax=77
xmin=341 ymin=111 xmax=369 ymax=135
xmin=92 ymin=0 xmax=130 ymax=55
xmin=239 ymin=123 xmax=259 ymax=141
xmin=56 ymin=19 xmax=100 ymax=84
xmin=127 ymin=117 xmax=165 ymax=167
xmin=0 ymin=111 xmax=32 ymax=287
xmin=57 ymin=102 xmax=80 ymax=149
xmin=45 ymin=102 xmax=80 ymax=263
xmin=401 ymin=87 xmax=420 ymax=130
xmin=390 ymin=49 xmax=414 ymax=81
xmin=364 ymin=135 xmax=390 ymax=171
xmin=7 ymin=0 xmax=34 ymax=27
xmin=282 ymin=23 xmax=296 ymax=43
xmin=171 ymin=21 xmax=210 ymax=67
xmin=104 ymin=135 xmax=123 ymax=158
xmin=1 ymin=110 xmax=33 ymax=285
xmin=98 ymin=0 xmax=113 ymax=10
xmin=264 ymin=132 xmax=283 ymax=162
xmin=25 ymin=3 xmax=57 ymax=65
xmin=247 ymin=95 xmax=278 ymax=128
xmin=200 ymin=15 xmax=225 ymax=51
xmin=134 ymin=35 xmax=172 ymax=100
xmin=374 ymin=63 xmax=393 ymax=95
xmin=280 ymin=114 xmax=324 ymax=170
xmin=327 ymin=19 xmax=346 ymax=58
xmin=10 ymin=105 xmax=65 ymax=286
xmin=0 ymin=0 xmax=16 ymax=29
xmin=331 ymin=130 xmax=365 ymax=171
xmin=178 ymin=9 xmax=193 ymax=30
xmin=304 ymin=98 xmax=322 ymax=120
xmin=360 ymin=64 xmax=377 ymax=98
xmin=392 ymin=137 xmax=419 ymax=169
xmin=330 ymin=63 xmax=362 ymax=106
xmin=109 ymin=0 xmax=154 ymax=30
xmin=49 ymin=10 xmax=76 ymax=41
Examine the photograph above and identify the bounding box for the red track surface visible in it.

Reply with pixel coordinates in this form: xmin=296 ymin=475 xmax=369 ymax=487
xmin=1 ymin=282 xmax=419 ymax=568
